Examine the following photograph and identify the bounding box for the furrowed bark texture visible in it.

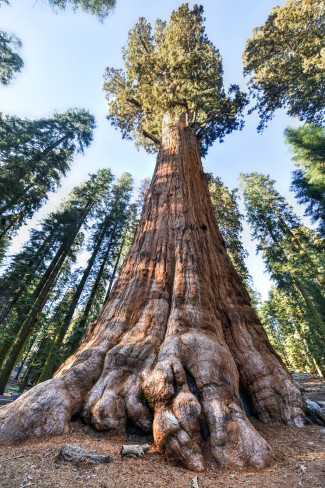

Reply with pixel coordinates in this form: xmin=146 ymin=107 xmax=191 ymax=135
xmin=0 ymin=123 xmax=305 ymax=472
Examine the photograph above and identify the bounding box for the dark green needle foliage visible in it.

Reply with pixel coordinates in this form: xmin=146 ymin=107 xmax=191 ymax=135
xmin=285 ymin=124 xmax=325 ymax=236
xmin=2 ymin=0 xmax=115 ymax=19
xmin=0 ymin=30 xmax=23 ymax=85
xmin=37 ymin=172 xmax=134 ymax=381
xmin=243 ymin=0 xmax=325 ymax=130
xmin=0 ymin=109 xmax=95 ymax=255
xmin=104 ymin=3 xmax=247 ymax=157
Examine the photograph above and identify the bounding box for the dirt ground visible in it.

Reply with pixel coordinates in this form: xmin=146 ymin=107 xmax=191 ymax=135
xmin=1 ymin=374 xmax=324 ymax=488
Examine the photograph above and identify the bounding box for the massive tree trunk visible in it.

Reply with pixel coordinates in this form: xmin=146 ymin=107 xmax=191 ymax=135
xmin=0 ymin=122 xmax=305 ymax=471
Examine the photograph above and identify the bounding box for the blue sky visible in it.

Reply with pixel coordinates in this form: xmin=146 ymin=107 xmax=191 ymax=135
xmin=0 ymin=0 xmax=308 ymax=298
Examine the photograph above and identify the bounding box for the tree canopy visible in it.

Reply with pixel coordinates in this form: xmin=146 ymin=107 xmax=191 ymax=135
xmin=0 ymin=109 xmax=95 ymax=255
xmin=243 ymin=0 xmax=325 ymax=130
xmin=104 ymin=3 xmax=248 ymax=157
xmin=1 ymin=0 xmax=115 ymax=19
xmin=0 ymin=30 xmax=23 ymax=85
xmin=48 ymin=0 xmax=116 ymax=20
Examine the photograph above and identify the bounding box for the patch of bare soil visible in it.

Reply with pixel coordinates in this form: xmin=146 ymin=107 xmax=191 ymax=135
xmin=1 ymin=374 xmax=324 ymax=488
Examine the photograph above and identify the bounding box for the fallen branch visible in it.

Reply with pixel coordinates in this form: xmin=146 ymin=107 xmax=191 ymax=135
xmin=0 ymin=453 xmax=28 ymax=462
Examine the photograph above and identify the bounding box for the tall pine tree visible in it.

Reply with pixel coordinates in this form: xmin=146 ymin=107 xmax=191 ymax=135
xmin=0 ymin=109 xmax=95 ymax=258
xmin=240 ymin=172 xmax=325 ymax=375
xmin=38 ymin=172 xmax=134 ymax=382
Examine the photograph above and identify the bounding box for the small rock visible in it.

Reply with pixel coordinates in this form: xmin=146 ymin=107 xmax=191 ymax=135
xmin=59 ymin=444 xmax=112 ymax=464
xmin=319 ymin=429 xmax=325 ymax=434
xmin=192 ymin=476 xmax=199 ymax=488
xmin=300 ymin=464 xmax=307 ymax=473
xmin=121 ymin=444 xmax=150 ymax=458
xmin=305 ymin=399 xmax=325 ymax=425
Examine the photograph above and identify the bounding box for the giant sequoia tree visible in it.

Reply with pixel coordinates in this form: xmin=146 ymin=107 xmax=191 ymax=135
xmin=0 ymin=4 xmax=306 ymax=472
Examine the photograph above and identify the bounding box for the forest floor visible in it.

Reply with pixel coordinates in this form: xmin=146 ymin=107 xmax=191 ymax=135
xmin=0 ymin=373 xmax=324 ymax=488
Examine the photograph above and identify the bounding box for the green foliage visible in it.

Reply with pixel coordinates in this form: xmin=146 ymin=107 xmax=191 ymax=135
xmin=241 ymin=172 xmax=325 ymax=373
xmin=104 ymin=3 xmax=247 ymax=157
xmin=48 ymin=0 xmax=115 ymax=19
xmin=285 ymin=124 xmax=325 ymax=236
xmin=243 ymin=0 xmax=325 ymax=130
xmin=0 ymin=109 xmax=95 ymax=253
xmin=0 ymin=30 xmax=23 ymax=85
xmin=208 ymin=175 xmax=259 ymax=306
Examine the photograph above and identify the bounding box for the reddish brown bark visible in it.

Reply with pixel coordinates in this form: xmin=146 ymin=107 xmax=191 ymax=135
xmin=0 ymin=121 xmax=305 ymax=471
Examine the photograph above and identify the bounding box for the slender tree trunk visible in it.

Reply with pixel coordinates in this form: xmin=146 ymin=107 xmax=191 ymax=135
xmin=38 ymin=222 xmax=117 ymax=382
xmin=105 ymin=234 xmax=126 ymax=301
xmin=22 ymin=334 xmax=51 ymax=382
xmin=18 ymin=364 xmax=34 ymax=393
xmin=49 ymin=234 xmax=119 ymax=372
xmin=14 ymin=338 xmax=37 ymax=381
xmin=77 ymin=243 xmax=111 ymax=332
xmin=0 ymin=250 xmax=68 ymax=393
xmin=0 ymin=232 xmax=57 ymax=326
xmin=0 ymin=122 xmax=304 ymax=472
xmin=0 ymin=204 xmax=94 ymax=392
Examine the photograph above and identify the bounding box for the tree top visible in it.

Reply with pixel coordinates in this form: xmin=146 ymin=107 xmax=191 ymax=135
xmin=104 ymin=3 xmax=247 ymax=157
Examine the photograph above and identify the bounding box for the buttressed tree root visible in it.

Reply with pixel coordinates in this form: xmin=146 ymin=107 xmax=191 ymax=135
xmin=0 ymin=121 xmax=305 ymax=472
